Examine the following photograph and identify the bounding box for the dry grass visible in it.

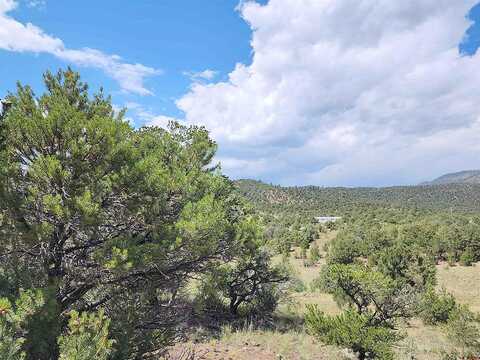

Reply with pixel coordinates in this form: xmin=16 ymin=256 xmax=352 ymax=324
xmin=437 ymin=262 xmax=480 ymax=312
xmin=218 ymin=326 xmax=346 ymax=360
xmin=174 ymin=231 xmax=480 ymax=359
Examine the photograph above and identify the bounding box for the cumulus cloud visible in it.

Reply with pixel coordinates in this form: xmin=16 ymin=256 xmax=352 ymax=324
xmin=0 ymin=0 xmax=159 ymax=95
xmin=177 ymin=0 xmax=480 ymax=186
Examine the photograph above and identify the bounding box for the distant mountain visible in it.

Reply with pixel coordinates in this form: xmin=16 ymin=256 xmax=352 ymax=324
xmin=234 ymin=179 xmax=480 ymax=213
xmin=422 ymin=170 xmax=480 ymax=185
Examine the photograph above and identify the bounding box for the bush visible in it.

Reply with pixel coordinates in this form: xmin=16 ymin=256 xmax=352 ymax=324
xmin=288 ymin=277 xmax=306 ymax=293
xmin=445 ymin=305 xmax=480 ymax=357
xmin=419 ymin=288 xmax=456 ymax=325
xmin=305 ymin=306 xmax=401 ymax=360
xmin=459 ymin=249 xmax=475 ymax=266
xmin=327 ymin=231 xmax=362 ymax=264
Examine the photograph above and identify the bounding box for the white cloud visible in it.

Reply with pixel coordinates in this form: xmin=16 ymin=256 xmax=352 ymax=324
xmin=124 ymin=102 xmax=178 ymax=128
xmin=0 ymin=0 xmax=159 ymax=95
xmin=177 ymin=0 xmax=480 ymax=186
xmin=183 ymin=69 xmax=218 ymax=82
xmin=26 ymin=0 xmax=45 ymax=9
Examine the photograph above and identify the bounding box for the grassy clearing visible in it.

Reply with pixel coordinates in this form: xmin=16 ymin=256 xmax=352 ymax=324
xmin=437 ymin=263 xmax=480 ymax=312
xmin=174 ymin=231 xmax=480 ymax=359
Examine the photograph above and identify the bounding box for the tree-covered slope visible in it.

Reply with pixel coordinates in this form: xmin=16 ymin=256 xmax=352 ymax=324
xmin=235 ymin=179 xmax=480 ymax=213
xmin=421 ymin=170 xmax=480 ymax=185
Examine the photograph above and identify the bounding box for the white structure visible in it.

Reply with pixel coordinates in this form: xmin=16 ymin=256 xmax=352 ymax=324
xmin=315 ymin=216 xmax=342 ymax=224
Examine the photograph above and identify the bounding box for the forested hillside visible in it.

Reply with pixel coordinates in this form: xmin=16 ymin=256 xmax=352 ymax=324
xmin=235 ymin=179 xmax=480 ymax=215
xmin=422 ymin=170 xmax=480 ymax=185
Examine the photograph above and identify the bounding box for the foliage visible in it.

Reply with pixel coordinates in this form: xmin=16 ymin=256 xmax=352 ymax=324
xmin=374 ymin=244 xmax=437 ymax=290
xmin=0 ymin=290 xmax=45 ymax=360
xmin=459 ymin=249 xmax=475 ymax=266
xmin=305 ymin=306 xmax=401 ymax=360
xmin=308 ymin=263 xmax=417 ymax=359
xmin=418 ymin=288 xmax=457 ymax=325
xmin=58 ymin=310 xmax=113 ymax=360
xmin=0 ymin=69 xmax=272 ymax=358
xmin=445 ymin=305 xmax=480 ymax=357
xmin=198 ymin=218 xmax=289 ymax=317
xmin=318 ymin=264 xmax=417 ymax=323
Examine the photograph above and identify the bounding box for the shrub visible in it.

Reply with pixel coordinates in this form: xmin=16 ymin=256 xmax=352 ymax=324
xmin=288 ymin=277 xmax=306 ymax=293
xmin=375 ymin=245 xmax=437 ymax=290
xmin=327 ymin=231 xmax=362 ymax=264
xmin=459 ymin=249 xmax=475 ymax=266
xmin=445 ymin=305 xmax=480 ymax=357
xmin=305 ymin=306 xmax=401 ymax=360
xmin=419 ymin=288 xmax=456 ymax=325
xmin=308 ymin=264 xmax=416 ymax=359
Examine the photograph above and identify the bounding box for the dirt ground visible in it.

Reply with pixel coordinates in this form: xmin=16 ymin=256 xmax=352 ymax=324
xmin=165 ymin=342 xmax=278 ymax=360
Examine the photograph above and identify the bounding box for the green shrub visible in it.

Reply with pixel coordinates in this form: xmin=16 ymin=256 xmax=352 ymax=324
xmin=288 ymin=277 xmax=306 ymax=293
xmin=459 ymin=249 xmax=475 ymax=266
xmin=419 ymin=288 xmax=456 ymax=325
xmin=445 ymin=305 xmax=480 ymax=357
xmin=305 ymin=306 xmax=401 ymax=360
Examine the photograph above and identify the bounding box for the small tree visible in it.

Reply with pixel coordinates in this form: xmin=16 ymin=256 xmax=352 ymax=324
xmin=200 ymin=217 xmax=289 ymax=318
xmin=307 ymin=264 xmax=416 ymax=359
xmin=375 ymin=244 xmax=436 ymax=290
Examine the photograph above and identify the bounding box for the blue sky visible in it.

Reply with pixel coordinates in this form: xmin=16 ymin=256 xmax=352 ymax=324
xmin=0 ymin=0 xmax=259 ymax=121
xmin=1 ymin=0 xmax=480 ymax=187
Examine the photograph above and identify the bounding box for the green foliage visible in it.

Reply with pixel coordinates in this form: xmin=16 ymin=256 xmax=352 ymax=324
xmin=58 ymin=310 xmax=113 ymax=360
xmin=305 ymin=306 xmax=401 ymax=360
xmin=201 ymin=247 xmax=288 ymax=317
xmin=235 ymin=179 xmax=480 ymax=215
xmin=459 ymin=249 xmax=475 ymax=266
xmin=419 ymin=288 xmax=457 ymax=325
xmin=0 ymin=69 xmax=269 ymax=358
xmin=318 ymin=264 xmax=417 ymax=321
xmin=0 ymin=290 xmax=45 ymax=360
xmin=374 ymin=244 xmax=437 ymax=290
xmin=445 ymin=305 xmax=480 ymax=357
xmin=327 ymin=230 xmax=362 ymax=264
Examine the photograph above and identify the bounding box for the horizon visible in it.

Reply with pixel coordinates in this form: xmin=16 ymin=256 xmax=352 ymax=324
xmin=236 ymin=168 xmax=480 ymax=188
xmin=1 ymin=0 xmax=480 ymax=187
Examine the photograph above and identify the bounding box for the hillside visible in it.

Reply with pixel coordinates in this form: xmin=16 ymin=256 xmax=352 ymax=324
xmin=235 ymin=179 xmax=480 ymax=214
xmin=422 ymin=170 xmax=480 ymax=185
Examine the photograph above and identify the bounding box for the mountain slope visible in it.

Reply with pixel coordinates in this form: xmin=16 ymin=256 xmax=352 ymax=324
xmin=235 ymin=179 xmax=480 ymax=214
xmin=422 ymin=170 xmax=480 ymax=185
